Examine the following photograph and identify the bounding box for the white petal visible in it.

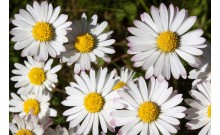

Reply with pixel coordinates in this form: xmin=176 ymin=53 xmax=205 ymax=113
xmin=154 ymin=53 xmax=165 ymax=77
xmin=154 ymin=121 xmax=170 ymax=135
xmin=53 ymin=14 xmax=68 ymax=27
xmin=177 ymin=16 xmax=197 ymax=35
xmin=46 ymin=4 xmax=53 ymax=21
xmin=98 ymin=39 xmax=115 ymax=47
xmin=49 ymin=6 xmax=61 ymax=23
xmin=159 ymin=3 xmax=168 ymax=31
xmin=92 ymin=114 xmax=99 ymax=135
xmin=93 ymin=21 xmax=108 ymax=36
xmin=151 ymin=6 xmax=163 ymax=32
xmin=12 ymin=19 xmax=32 ymax=30
xmin=175 ymin=49 xmax=196 ymax=64
xmin=118 ymin=91 xmax=139 ymax=108
xmin=19 ymin=9 xmax=35 ymax=25
xmin=170 ymin=9 xmax=186 ymax=32
xmin=142 ymin=51 xmax=161 ymax=70
xmin=14 ymin=38 xmax=34 ymax=50
xmin=141 ymin=12 xmax=159 ymax=33
xmin=69 ymin=111 xmax=87 ymax=128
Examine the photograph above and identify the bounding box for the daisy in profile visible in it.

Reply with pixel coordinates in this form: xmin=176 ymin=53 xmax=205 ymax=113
xmin=9 ymin=91 xmax=57 ymax=120
xmin=62 ymin=68 xmax=124 ymax=135
xmin=188 ymin=42 xmax=211 ymax=88
xmin=44 ymin=125 xmax=78 ymax=135
xmin=10 ymin=1 xmax=72 ymax=61
xmin=11 ymin=56 xmax=61 ymax=94
xmin=111 ymin=76 xmax=186 ymax=135
xmin=10 ymin=114 xmax=44 ymax=135
xmin=113 ymin=67 xmax=135 ymax=91
xmin=127 ymin=3 xmax=206 ymax=80
xmin=60 ymin=13 xmax=115 ymax=74
xmin=185 ymin=81 xmax=211 ymax=135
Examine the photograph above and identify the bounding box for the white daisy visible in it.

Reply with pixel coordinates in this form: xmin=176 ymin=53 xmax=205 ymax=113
xmin=11 ymin=56 xmax=61 ymax=94
xmin=188 ymin=42 xmax=211 ymax=88
xmin=9 ymin=114 xmax=44 ymax=135
xmin=127 ymin=3 xmax=206 ymax=80
xmin=9 ymin=91 xmax=57 ymax=120
xmin=111 ymin=76 xmax=186 ymax=135
xmin=44 ymin=125 xmax=78 ymax=135
xmin=62 ymin=68 xmax=124 ymax=135
xmin=10 ymin=1 xmax=72 ymax=61
xmin=185 ymin=81 xmax=211 ymax=135
xmin=113 ymin=67 xmax=135 ymax=91
xmin=60 ymin=13 xmax=116 ymax=74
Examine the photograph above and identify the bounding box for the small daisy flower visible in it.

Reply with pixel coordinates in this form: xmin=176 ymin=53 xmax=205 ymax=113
xmin=188 ymin=42 xmax=211 ymax=88
xmin=9 ymin=91 xmax=57 ymax=120
xmin=44 ymin=125 xmax=78 ymax=135
xmin=111 ymin=76 xmax=186 ymax=135
xmin=113 ymin=67 xmax=135 ymax=91
xmin=10 ymin=1 xmax=72 ymax=61
xmin=185 ymin=81 xmax=211 ymax=135
xmin=60 ymin=13 xmax=116 ymax=74
xmin=9 ymin=114 xmax=44 ymax=135
xmin=62 ymin=68 xmax=124 ymax=135
xmin=11 ymin=57 xmax=61 ymax=94
xmin=127 ymin=3 xmax=206 ymax=80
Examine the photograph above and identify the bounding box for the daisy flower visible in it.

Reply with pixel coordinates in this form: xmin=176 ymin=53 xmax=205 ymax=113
xmin=9 ymin=91 xmax=57 ymax=120
xmin=44 ymin=125 xmax=78 ymax=135
xmin=113 ymin=67 xmax=135 ymax=91
xmin=9 ymin=114 xmax=44 ymax=135
xmin=10 ymin=1 xmax=72 ymax=61
xmin=60 ymin=13 xmax=115 ymax=74
xmin=188 ymin=42 xmax=211 ymax=88
xmin=185 ymin=81 xmax=211 ymax=135
xmin=11 ymin=56 xmax=61 ymax=94
xmin=111 ymin=76 xmax=186 ymax=135
xmin=62 ymin=68 xmax=124 ymax=135
xmin=127 ymin=3 xmax=206 ymax=80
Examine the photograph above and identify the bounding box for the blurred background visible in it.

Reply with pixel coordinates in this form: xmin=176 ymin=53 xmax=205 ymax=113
xmin=9 ymin=0 xmax=211 ymax=134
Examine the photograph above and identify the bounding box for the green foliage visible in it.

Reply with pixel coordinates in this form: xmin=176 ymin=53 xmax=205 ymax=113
xmin=9 ymin=0 xmax=211 ymax=135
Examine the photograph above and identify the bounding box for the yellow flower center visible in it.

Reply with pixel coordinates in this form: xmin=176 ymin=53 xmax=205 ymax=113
xmin=157 ymin=31 xmax=178 ymax=53
xmin=113 ymin=81 xmax=126 ymax=90
xmin=16 ymin=129 xmax=33 ymax=135
xmin=32 ymin=22 xmax=54 ymax=42
xmin=75 ymin=33 xmax=95 ymax=53
xmin=28 ymin=67 xmax=46 ymax=85
xmin=207 ymin=105 xmax=211 ymax=118
xmin=138 ymin=101 xmax=160 ymax=123
xmin=84 ymin=92 xmax=105 ymax=113
xmin=23 ymin=99 xmax=40 ymax=115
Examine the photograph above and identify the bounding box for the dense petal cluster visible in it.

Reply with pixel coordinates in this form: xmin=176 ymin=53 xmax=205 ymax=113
xmin=9 ymin=1 xmax=211 ymax=135
xmin=9 ymin=114 xmax=44 ymax=135
xmin=185 ymin=81 xmax=211 ymax=135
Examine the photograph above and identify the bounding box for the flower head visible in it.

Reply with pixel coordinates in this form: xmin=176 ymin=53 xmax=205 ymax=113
xmin=11 ymin=57 xmax=61 ymax=94
xmin=62 ymin=68 xmax=124 ymax=135
xmin=10 ymin=1 xmax=72 ymax=61
xmin=111 ymin=76 xmax=186 ymax=135
xmin=9 ymin=91 xmax=57 ymax=120
xmin=60 ymin=13 xmax=115 ymax=74
xmin=9 ymin=114 xmax=44 ymax=135
xmin=127 ymin=3 xmax=206 ymax=80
